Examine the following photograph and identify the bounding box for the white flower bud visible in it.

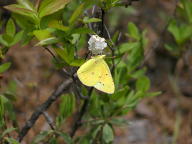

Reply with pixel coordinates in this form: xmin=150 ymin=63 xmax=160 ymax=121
xmin=88 ymin=35 xmax=107 ymax=55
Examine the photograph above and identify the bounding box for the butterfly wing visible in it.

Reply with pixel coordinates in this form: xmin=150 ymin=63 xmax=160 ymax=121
xmin=93 ymin=59 xmax=115 ymax=94
xmin=77 ymin=55 xmax=104 ymax=86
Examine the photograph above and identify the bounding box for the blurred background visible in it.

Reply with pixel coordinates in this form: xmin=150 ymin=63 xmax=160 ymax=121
xmin=1 ymin=0 xmax=192 ymax=144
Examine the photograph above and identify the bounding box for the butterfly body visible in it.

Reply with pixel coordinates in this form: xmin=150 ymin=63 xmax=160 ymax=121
xmin=77 ymin=55 xmax=115 ymax=94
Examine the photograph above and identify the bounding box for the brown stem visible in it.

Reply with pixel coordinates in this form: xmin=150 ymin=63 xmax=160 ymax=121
xmin=17 ymin=79 xmax=73 ymax=142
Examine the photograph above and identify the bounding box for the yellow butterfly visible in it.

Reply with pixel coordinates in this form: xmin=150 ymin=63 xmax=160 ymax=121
xmin=77 ymin=55 xmax=115 ymax=94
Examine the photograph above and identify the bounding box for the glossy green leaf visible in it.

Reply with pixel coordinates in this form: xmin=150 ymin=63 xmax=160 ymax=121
xmin=4 ymin=4 xmax=36 ymax=19
xmin=38 ymin=0 xmax=71 ymax=18
xmin=33 ymin=29 xmax=53 ymax=40
xmin=17 ymin=0 xmax=35 ymax=11
xmin=0 ymin=62 xmax=11 ymax=73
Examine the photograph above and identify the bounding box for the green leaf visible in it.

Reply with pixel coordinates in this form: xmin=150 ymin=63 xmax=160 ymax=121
xmin=180 ymin=25 xmax=192 ymax=43
xmin=59 ymin=94 xmax=75 ymax=119
xmin=112 ymin=31 xmax=119 ymax=44
xmin=131 ymin=68 xmax=146 ymax=79
xmin=164 ymin=43 xmax=179 ymax=54
xmin=168 ymin=20 xmax=181 ymax=45
xmin=182 ymin=0 xmax=192 ymax=23
xmin=38 ymin=0 xmax=71 ymax=18
xmin=4 ymin=92 xmax=16 ymax=101
xmin=17 ymin=0 xmax=35 ymax=11
xmin=32 ymin=130 xmax=54 ymax=144
xmin=4 ymin=137 xmax=20 ymax=144
xmin=146 ymin=91 xmax=161 ymax=97
xmin=54 ymin=47 xmax=72 ymax=64
xmin=6 ymin=19 xmax=16 ymax=37
xmin=12 ymin=13 xmax=35 ymax=29
xmin=69 ymin=3 xmax=85 ymax=25
xmin=119 ymin=42 xmax=139 ymax=54
xmin=110 ymin=118 xmax=130 ymax=126
xmin=0 ymin=62 xmax=11 ymax=73
xmin=4 ymin=4 xmax=37 ymax=20
xmin=111 ymin=86 xmax=129 ymax=101
xmin=127 ymin=22 xmax=140 ymax=40
xmin=92 ymin=125 xmax=102 ymax=139
xmin=57 ymin=132 xmax=73 ymax=144
xmin=2 ymin=34 xmax=14 ymax=44
xmin=136 ymin=76 xmax=150 ymax=92
xmin=69 ymin=59 xmax=85 ymax=67
xmin=127 ymin=40 xmax=143 ymax=72
xmin=102 ymin=124 xmax=114 ymax=143
xmin=48 ymin=20 xmax=70 ymax=31
xmin=54 ymin=46 xmax=84 ymax=66
xmin=0 ymin=35 xmax=9 ymax=47
xmin=83 ymin=17 xmax=101 ymax=23
xmin=49 ymin=138 xmax=57 ymax=144
xmin=36 ymin=37 xmax=59 ymax=46
xmin=1 ymin=127 xmax=17 ymax=138
xmin=33 ymin=29 xmax=53 ymax=40
xmin=10 ymin=30 xmax=24 ymax=46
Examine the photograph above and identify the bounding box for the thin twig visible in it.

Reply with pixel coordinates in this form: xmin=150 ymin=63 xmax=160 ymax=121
xmin=104 ymin=24 xmax=116 ymax=74
xmin=101 ymin=8 xmax=105 ymax=37
xmin=43 ymin=46 xmax=57 ymax=60
xmin=70 ymin=87 xmax=93 ymax=137
xmin=104 ymin=24 xmax=114 ymax=46
xmin=17 ymin=79 xmax=73 ymax=142
xmin=42 ymin=112 xmax=55 ymax=130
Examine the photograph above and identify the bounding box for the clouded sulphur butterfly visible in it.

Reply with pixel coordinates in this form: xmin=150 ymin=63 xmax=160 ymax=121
xmin=77 ymin=55 xmax=115 ymax=94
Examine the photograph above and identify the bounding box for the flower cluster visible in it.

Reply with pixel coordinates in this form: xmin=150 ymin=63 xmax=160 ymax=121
xmin=88 ymin=35 xmax=107 ymax=55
